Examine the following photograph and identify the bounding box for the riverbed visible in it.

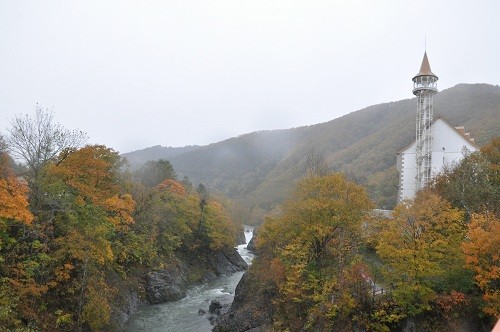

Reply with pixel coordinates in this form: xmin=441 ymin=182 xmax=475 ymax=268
xmin=125 ymin=226 xmax=254 ymax=332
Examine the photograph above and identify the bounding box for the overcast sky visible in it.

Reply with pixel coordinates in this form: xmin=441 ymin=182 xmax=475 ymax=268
xmin=1 ymin=1 xmax=499 ymax=153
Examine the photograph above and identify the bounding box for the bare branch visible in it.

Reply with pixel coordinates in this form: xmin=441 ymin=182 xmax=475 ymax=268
xmin=302 ymin=149 xmax=330 ymax=177
xmin=7 ymin=105 xmax=87 ymax=177
xmin=0 ymin=134 xmax=7 ymax=154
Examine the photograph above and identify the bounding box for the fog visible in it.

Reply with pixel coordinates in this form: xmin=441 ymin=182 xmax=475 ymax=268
xmin=1 ymin=0 xmax=498 ymax=153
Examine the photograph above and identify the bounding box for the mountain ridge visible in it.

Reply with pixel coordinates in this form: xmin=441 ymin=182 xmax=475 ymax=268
xmin=124 ymin=83 xmax=500 ymax=223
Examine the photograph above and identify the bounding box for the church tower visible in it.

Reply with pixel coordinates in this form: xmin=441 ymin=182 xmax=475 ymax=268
xmin=412 ymin=52 xmax=438 ymax=190
xmin=397 ymin=52 xmax=477 ymax=202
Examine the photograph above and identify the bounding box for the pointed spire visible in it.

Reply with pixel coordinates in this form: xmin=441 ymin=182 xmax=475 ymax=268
xmin=413 ymin=52 xmax=438 ymax=79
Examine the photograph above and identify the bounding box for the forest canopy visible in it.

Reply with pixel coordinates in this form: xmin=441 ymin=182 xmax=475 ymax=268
xmin=0 ymin=109 xmax=241 ymax=331
xmin=247 ymin=138 xmax=499 ymax=331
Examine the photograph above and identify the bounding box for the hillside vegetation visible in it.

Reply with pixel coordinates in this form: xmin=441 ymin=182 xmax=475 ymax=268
xmin=125 ymin=83 xmax=500 ymax=223
xmin=0 ymin=110 xmax=244 ymax=331
xmin=214 ymin=139 xmax=499 ymax=331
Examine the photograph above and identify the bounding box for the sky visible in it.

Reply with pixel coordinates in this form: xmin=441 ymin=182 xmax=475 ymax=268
xmin=1 ymin=1 xmax=499 ymax=154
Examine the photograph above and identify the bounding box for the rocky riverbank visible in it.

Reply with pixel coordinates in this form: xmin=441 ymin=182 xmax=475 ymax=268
xmin=212 ymin=268 xmax=274 ymax=332
xmin=212 ymin=226 xmax=276 ymax=332
xmin=108 ymin=245 xmax=248 ymax=330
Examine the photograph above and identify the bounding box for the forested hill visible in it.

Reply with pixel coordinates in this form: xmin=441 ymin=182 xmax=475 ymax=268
xmin=124 ymin=83 xmax=500 ymax=222
xmin=122 ymin=144 xmax=199 ymax=170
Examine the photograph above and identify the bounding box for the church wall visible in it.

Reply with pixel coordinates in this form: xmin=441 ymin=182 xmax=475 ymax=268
xmin=397 ymin=119 xmax=478 ymax=203
xmin=430 ymin=119 xmax=478 ymax=177
xmin=398 ymin=142 xmax=416 ymax=201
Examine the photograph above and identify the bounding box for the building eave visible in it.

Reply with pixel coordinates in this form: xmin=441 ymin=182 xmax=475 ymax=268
xmin=433 ymin=115 xmax=480 ymax=149
xmin=397 ymin=116 xmax=480 ymax=154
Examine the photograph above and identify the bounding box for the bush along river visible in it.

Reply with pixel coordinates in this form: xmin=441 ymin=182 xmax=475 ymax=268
xmin=125 ymin=226 xmax=255 ymax=332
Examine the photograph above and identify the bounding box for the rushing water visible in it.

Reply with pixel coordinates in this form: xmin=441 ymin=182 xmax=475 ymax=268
xmin=125 ymin=226 xmax=255 ymax=332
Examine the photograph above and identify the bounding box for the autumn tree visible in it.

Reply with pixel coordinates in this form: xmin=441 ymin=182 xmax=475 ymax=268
xmin=38 ymin=145 xmax=135 ymax=330
xmin=7 ymin=106 xmax=87 ymax=219
xmin=7 ymin=106 xmax=87 ymax=179
xmin=135 ymin=159 xmax=176 ymax=187
xmin=432 ymin=137 xmax=499 ymax=218
xmin=0 ymin=145 xmax=134 ymax=331
xmin=51 ymin=203 xmax=114 ymax=330
xmin=255 ymin=173 xmax=373 ymax=330
xmin=462 ymin=213 xmax=500 ymax=318
xmin=1 ymin=123 xmax=244 ymax=330
xmin=148 ymin=179 xmax=198 ymax=255
xmin=0 ymin=137 xmax=34 ymax=329
xmin=47 ymin=145 xmax=134 ymax=229
xmin=202 ymin=200 xmax=237 ymax=250
xmin=377 ymin=190 xmax=468 ymax=317
xmin=294 ymin=149 xmax=330 ymax=177
xmin=0 ymin=141 xmax=33 ymax=227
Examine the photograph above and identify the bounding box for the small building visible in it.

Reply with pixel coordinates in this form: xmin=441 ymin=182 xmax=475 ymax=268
xmin=397 ymin=53 xmax=479 ymax=202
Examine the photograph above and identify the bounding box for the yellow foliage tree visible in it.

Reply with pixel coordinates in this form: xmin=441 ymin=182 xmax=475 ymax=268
xmin=256 ymin=173 xmax=373 ymax=330
xmin=377 ymin=190 xmax=466 ymax=316
xmin=45 ymin=145 xmax=131 ymax=330
xmin=204 ymin=200 xmax=237 ymax=250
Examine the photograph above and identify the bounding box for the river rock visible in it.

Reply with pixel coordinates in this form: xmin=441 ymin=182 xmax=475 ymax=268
xmin=123 ymin=244 xmax=249 ymax=328
xmin=216 ymin=247 xmax=248 ymax=273
xmin=145 ymin=269 xmax=188 ymax=304
xmin=246 ymin=226 xmax=258 ymax=253
xmin=209 ymin=300 xmax=223 ymax=315
xmin=213 ymin=269 xmax=274 ymax=332
xmin=199 ymin=246 xmax=248 ymax=278
xmin=111 ymin=287 xmax=143 ymax=325
xmin=236 ymin=227 xmax=247 ymax=245
xmin=107 ymin=273 xmax=147 ymax=330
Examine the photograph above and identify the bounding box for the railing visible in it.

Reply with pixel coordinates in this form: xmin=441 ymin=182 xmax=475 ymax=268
xmin=413 ymin=78 xmax=438 ymax=93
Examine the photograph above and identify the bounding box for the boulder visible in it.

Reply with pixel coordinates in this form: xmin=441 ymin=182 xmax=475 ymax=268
xmin=204 ymin=246 xmax=248 ymax=276
xmin=246 ymin=226 xmax=259 ymax=253
xmin=209 ymin=300 xmax=223 ymax=315
xmin=213 ymin=270 xmax=274 ymax=332
xmin=124 ymin=245 xmax=249 ymax=327
xmin=107 ymin=274 xmax=147 ymax=330
xmin=145 ymin=269 xmax=187 ymax=304
xmin=236 ymin=228 xmax=247 ymax=245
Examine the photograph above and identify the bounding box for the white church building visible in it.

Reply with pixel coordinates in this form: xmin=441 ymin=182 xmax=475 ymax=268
xmin=397 ymin=52 xmax=479 ymax=202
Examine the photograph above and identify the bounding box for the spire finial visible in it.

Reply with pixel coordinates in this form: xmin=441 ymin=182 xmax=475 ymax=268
xmin=413 ymin=51 xmax=438 ymax=80
xmin=425 ymin=35 xmax=427 ymax=52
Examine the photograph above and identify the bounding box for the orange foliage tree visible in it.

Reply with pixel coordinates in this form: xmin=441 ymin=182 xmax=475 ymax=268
xmin=0 ymin=153 xmax=33 ymax=226
xmin=0 ymin=148 xmax=35 ymax=329
xmin=462 ymin=213 xmax=500 ymax=317
xmin=48 ymin=145 xmax=135 ymax=229
xmin=43 ymin=145 xmax=135 ymax=329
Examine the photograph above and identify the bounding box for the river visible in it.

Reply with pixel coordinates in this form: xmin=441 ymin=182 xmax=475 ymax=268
xmin=125 ymin=226 xmax=254 ymax=332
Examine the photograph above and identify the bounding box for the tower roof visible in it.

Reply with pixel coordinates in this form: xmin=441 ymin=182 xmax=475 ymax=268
xmin=413 ymin=52 xmax=438 ymax=79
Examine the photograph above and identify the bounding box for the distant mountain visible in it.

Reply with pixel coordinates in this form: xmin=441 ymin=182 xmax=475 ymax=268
xmin=124 ymin=84 xmax=500 ymax=223
xmin=122 ymin=145 xmax=199 ymax=170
